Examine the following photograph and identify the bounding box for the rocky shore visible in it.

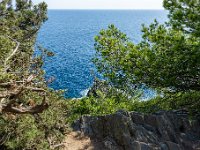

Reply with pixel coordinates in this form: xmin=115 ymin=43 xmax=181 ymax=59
xmin=73 ymin=110 xmax=200 ymax=150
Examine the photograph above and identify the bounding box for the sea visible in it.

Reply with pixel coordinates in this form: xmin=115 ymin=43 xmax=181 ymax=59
xmin=35 ymin=10 xmax=168 ymax=98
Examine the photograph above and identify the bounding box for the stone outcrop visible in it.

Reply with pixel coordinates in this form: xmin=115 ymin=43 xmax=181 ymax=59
xmin=73 ymin=110 xmax=200 ymax=150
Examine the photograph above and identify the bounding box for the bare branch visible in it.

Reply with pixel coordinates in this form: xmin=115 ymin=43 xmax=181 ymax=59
xmin=51 ymin=143 xmax=65 ymax=149
xmin=48 ymin=137 xmax=66 ymax=149
xmin=0 ymin=83 xmax=12 ymax=88
xmin=3 ymin=36 xmax=20 ymax=72
xmin=1 ymin=102 xmax=49 ymax=114
xmin=25 ymin=87 xmax=46 ymax=92
xmin=26 ymin=75 xmax=35 ymax=83
xmin=0 ymin=91 xmax=9 ymax=98
xmin=0 ymin=75 xmax=36 ymax=88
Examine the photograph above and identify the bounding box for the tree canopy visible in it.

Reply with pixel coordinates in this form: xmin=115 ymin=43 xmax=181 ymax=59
xmin=93 ymin=0 xmax=200 ymax=93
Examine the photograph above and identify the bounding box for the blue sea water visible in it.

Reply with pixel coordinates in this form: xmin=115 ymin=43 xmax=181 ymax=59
xmin=35 ymin=10 xmax=168 ymax=98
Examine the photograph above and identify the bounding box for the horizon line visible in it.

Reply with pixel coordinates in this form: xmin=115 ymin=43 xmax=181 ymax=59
xmin=47 ymin=8 xmax=165 ymax=10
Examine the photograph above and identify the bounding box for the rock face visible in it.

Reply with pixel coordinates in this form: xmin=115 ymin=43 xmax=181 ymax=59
xmin=73 ymin=110 xmax=200 ymax=150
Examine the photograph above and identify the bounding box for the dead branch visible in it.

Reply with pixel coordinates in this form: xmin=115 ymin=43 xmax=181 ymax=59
xmin=0 ymin=81 xmax=25 ymax=87
xmin=48 ymin=137 xmax=66 ymax=150
xmin=0 ymin=74 xmax=48 ymax=114
xmin=0 ymin=86 xmax=24 ymax=99
xmin=0 ymin=86 xmax=46 ymax=98
xmin=0 ymin=75 xmax=45 ymax=98
xmin=4 ymin=36 xmax=20 ymax=72
xmin=1 ymin=93 xmax=48 ymax=114
xmin=51 ymin=143 xmax=65 ymax=149
xmin=1 ymin=102 xmax=49 ymax=114
xmin=25 ymin=87 xmax=46 ymax=92
xmin=0 ymin=75 xmax=35 ymax=88
xmin=0 ymin=91 xmax=10 ymax=98
xmin=0 ymin=83 xmax=12 ymax=88
xmin=26 ymin=74 xmax=35 ymax=84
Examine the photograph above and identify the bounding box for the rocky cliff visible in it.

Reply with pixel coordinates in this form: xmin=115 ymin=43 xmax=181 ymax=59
xmin=73 ymin=110 xmax=200 ymax=150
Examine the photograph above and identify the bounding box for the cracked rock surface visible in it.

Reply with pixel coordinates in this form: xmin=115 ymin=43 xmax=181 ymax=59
xmin=73 ymin=110 xmax=200 ymax=150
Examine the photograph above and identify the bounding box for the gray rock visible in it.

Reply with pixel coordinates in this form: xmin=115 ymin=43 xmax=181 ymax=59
xmin=160 ymin=142 xmax=168 ymax=150
xmin=72 ymin=110 xmax=200 ymax=150
xmin=130 ymin=112 xmax=144 ymax=124
xmin=140 ymin=142 xmax=150 ymax=150
xmin=103 ymin=137 xmax=120 ymax=150
xmin=165 ymin=141 xmax=181 ymax=150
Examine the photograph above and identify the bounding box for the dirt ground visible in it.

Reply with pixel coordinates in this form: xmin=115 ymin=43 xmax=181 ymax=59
xmin=64 ymin=132 xmax=104 ymax=150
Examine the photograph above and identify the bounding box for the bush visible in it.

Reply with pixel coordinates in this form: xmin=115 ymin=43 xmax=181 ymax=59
xmin=0 ymin=90 xmax=68 ymax=150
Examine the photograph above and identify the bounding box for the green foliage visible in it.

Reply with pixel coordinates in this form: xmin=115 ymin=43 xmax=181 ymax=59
xmin=163 ymin=0 xmax=200 ymax=37
xmin=93 ymin=25 xmax=134 ymax=94
xmin=93 ymin=0 xmax=200 ymax=93
xmin=130 ymin=91 xmax=200 ymax=118
xmin=0 ymin=90 xmax=68 ymax=150
xmin=1 ymin=0 xmax=199 ymax=149
xmin=66 ymin=79 xmax=144 ymax=122
xmin=66 ymin=90 xmax=200 ymax=123
xmin=66 ymin=90 xmax=137 ymax=123
xmin=0 ymin=0 xmax=48 ymax=74
xmin=0 ymin=1 xmax=68 ymax=149
xmin=65 ymin=0 xmax=200 ymax=123
xmin=89 ymin=0 xmax=200 ymax=123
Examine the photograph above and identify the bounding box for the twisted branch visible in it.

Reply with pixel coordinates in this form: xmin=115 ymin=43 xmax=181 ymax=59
xmin=1 ymin=100 xmax=48 ymax=114
xmin=0 ymin=75 xmax=49 ymax=114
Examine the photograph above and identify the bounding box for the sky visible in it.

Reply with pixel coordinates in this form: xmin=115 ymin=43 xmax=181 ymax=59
xmin=32 ymin=0 xmax=164 ymax=10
